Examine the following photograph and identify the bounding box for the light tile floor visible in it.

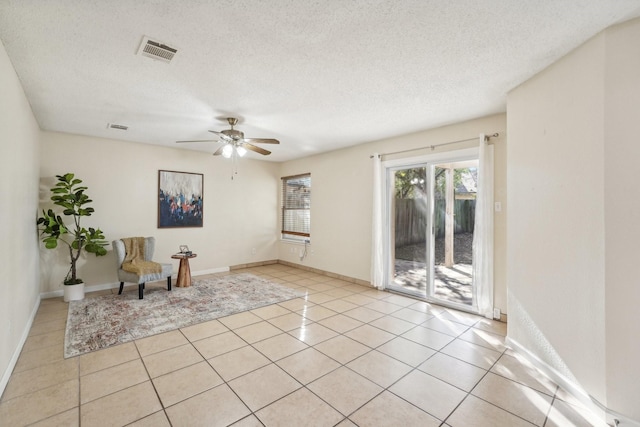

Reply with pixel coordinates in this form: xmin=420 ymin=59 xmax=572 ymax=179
xmin=0 ymin=264 xmax=603 ymax=426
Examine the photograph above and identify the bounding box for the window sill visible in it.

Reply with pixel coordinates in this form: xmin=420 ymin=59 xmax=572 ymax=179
xmin=280 ymin=238 xmax=310 ymax=245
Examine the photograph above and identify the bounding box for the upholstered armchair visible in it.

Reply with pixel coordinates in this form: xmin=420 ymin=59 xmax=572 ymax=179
xmin=112 ymin=236 xmax=172 ymax=299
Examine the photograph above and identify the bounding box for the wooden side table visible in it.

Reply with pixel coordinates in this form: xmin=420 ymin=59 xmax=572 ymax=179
xmin=171 ymin=253 xmax=197 ymax=287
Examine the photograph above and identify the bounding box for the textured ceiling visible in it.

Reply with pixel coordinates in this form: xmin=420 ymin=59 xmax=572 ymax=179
xmin=1 ymin=1 xmax=640 ymax=161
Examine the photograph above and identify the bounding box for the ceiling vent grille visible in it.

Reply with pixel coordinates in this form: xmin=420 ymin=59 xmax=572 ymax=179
xmin=107 ymin=123 xmax=128 ymax=131
xmin=137 ymin=37 xmax=177 ymax=63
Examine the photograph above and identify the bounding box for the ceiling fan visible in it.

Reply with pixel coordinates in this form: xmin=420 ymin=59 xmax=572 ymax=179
xmin=176 ymin=117 xmax=279 ymax=157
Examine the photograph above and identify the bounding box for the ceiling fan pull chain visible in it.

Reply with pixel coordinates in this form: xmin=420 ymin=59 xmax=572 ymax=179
xmin=230 ymin=149 xmax=239 ymax=180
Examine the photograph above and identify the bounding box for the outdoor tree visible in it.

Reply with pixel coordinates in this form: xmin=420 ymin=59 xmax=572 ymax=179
xmin=395 ymin=167 xmax=472 ymax=199
xmin=394 ymin=168 xmax=427 ymax=199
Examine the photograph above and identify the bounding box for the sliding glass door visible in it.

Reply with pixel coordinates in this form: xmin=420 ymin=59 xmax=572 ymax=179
xmin=385 ymin=150 xmax=479 ymax=310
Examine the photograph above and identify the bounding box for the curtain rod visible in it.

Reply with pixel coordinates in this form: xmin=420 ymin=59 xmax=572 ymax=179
xmin=369 ymin=132 xmax=499 ymax=159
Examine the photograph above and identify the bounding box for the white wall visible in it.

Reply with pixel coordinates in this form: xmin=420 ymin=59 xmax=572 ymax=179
xmin=279 ymin=114 xmax=508 ymax=315
xmin=507 ymin=31 xmax=607 ymax=402
xmin=39 ymin=132 xmax=280 ymax=293
xmin=507 ymin=17 xmax=640 ymax=422
xmin=35 ymin=110 xmax=508 ymax=314
xmin=0 ymin=40 xmax=41 ymax=394
xmin=603 ymin=18 xmax=640 ymax=421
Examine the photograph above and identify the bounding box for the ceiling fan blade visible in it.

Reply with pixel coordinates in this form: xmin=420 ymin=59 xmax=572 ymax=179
xmin=244 ymin=138 xmax=280 ymax=145
xmin=212 ymin=145 xmax=225 ymax=156
xmin=242 ymin=142 xmax=271 ymax=155
xmin=176 ymin=139 xmax=217 ymax=143
xmin=208 ymin=130 xmax=233 ymax=142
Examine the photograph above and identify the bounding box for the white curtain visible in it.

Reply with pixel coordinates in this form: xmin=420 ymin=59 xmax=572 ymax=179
xmin=371 ymin=153 xmax=385 ymax=290
xmin=472 ymin=134 xmax=495 ymax=318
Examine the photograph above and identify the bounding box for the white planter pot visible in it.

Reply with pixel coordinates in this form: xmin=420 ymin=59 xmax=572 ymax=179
xmin=64 ymin=282 xmax=85 ymax=302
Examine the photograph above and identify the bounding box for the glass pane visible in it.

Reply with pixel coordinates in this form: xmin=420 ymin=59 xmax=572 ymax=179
xmin=432 ymin=162 xmax=476 ymax=306
xmin=282 ymin=209 xmax=310 ymax=235
xmin=391 ymin=167 xmax=427 ymax=296
xmin=282 ymin=174 xmax=311 ymax=236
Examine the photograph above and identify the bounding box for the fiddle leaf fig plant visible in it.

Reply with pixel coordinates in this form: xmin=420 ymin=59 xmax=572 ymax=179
xmin=37 ymin=173 xmax=108 ymax=285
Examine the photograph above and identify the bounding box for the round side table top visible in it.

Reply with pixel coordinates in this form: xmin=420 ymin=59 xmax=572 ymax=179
xmin=171 ymin=253 xmax=197 ymax=260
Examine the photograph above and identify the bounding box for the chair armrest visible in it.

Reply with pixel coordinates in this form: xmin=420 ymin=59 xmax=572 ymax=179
xmin=112 ymin=239 xmax=126 ymax=268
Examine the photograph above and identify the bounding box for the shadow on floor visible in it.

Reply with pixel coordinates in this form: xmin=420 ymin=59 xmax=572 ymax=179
xmin=393 ymin=260 xmax=472 ymax=306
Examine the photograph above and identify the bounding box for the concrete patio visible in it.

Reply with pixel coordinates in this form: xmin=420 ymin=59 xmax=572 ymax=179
xmin=393 ymin=260 xmax=472 ymax=306
xmin=392 ymin=233 xmax=473 ymax=306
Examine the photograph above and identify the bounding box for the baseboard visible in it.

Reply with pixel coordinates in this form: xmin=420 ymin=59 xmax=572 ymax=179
xmin=276 ymin=260 xmax=371 ymax=287
xmin=36 ymin=264 xmax=511 ymax=325
xmin=0 ymin=296 xmax=40 ymax=399
xmin=606 ymin=410 xmax=640 ymax=427
xmin=506 ymin=337 xmax=639 ymax=427
xmin=40 ymin=281 xmax=122 ymax=299
xmin=193 ymin=266 xmax=230 ymax=276
xmin=232 ymin=259 xmax=371 ymax=288
xmin=40 ymin=267 xmax=231 ymax=299
xmin=39 ymin=260 xmax=371 ymax=299
xmin=275 ymin=260 xmax=508 ymax=319
xmin=40 ymin=289 xmax=63 ymax=299
xmin=230 ymin=260 xmax=278 ymax=270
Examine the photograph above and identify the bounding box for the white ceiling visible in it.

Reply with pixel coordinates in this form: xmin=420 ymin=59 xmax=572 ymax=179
xmin=2 ymin=1 xmax=640 ymax=162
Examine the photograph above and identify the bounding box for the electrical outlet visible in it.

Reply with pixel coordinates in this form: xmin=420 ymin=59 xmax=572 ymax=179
xmin=251 ymin=247 xmax=256 ymax=255
xmin=494 ymin=202 xmax=502 ymax=212
xmin=493 ymin=308 xmax=501 ymax=320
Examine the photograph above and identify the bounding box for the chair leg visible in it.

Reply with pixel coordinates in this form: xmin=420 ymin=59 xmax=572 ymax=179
xmin=118 ymin=282 xmax=124 ymax=295
xmin=139 ymin=283 xmax=144 ymax=299
xmin=167 ymin=276 xmax=172 ymax=291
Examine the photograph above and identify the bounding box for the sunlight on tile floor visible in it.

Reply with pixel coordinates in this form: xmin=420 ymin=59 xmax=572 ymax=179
xmin=0 ymin=264 xmax=603 ymax=426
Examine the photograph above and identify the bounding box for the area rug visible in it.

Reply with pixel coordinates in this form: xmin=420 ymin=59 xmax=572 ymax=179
xmin=64 ymin=273 xmax=304 ymax=358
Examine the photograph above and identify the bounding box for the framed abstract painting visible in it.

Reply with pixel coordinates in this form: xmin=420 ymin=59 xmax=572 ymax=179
xmin=158 ymin=170 xmax=203 ymax=228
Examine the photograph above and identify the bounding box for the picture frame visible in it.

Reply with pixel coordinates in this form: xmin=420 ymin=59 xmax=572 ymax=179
xmin=158 ymin=170 xmax=203 ymax=228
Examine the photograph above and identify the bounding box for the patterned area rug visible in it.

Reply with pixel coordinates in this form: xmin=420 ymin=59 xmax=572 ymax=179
xmin=64 ymin=273 xmax=303 ymax=358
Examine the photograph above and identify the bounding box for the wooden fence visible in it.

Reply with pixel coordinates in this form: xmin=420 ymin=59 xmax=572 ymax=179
xmin=394 ymin=198 xmax=475 ymax=246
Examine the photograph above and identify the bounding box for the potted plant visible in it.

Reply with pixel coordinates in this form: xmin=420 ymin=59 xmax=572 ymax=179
xmin=37 ymin=173 xmax=108 ymax=301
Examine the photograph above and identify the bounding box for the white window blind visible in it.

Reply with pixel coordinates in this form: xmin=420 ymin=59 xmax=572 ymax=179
xmin=281 ymin=173 xmax=311 ymax=239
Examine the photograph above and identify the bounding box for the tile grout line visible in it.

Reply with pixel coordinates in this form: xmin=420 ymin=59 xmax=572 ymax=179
xmin=181 ymin=309 xmax=307 ymax=425
xmin=11 ymin=268 xmax=518 ymax=427
xmin=361 ymin=316 xmax=512 ymax=426
xmin=541 ymin=385 xmax=561 ymax=427
xmin=77 ymin=326 xmax=81 ymax=427
xmin=447 ymin=347 xmax=554 ymax=427
xmin=189 ymin=284 xmax=410 ymax=424
xmin=439 ymin=344 xmax=508 ymax=426
xmin=183 ymin=285 xmax=489 ymax=424
xmin=243 ymin=299 xmax=480 ymax=425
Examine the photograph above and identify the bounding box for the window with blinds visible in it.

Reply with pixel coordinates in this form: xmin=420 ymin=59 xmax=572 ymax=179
xmin=281 ymin=173 xmax=311 ymax=240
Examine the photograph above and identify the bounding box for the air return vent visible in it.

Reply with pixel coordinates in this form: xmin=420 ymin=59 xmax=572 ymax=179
xmin=137 ymin=36 xmax=177 ymax=63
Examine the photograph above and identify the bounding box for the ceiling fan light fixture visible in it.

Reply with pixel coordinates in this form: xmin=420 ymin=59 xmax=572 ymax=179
xmin=222 ymin=144 xmax=233 ymax=158
xmin=175 ymin=117 xmax=279 ymax=162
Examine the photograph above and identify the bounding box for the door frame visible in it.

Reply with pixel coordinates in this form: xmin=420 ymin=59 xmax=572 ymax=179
xmin=382 ymin=147 xmax=479 ymax=311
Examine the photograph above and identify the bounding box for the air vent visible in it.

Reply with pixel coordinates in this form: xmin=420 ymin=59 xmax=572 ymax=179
xmin=107 ymin=123 xmax=128 ymax=131
xmin=137 ymin=36 xmax=177 ymax=63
